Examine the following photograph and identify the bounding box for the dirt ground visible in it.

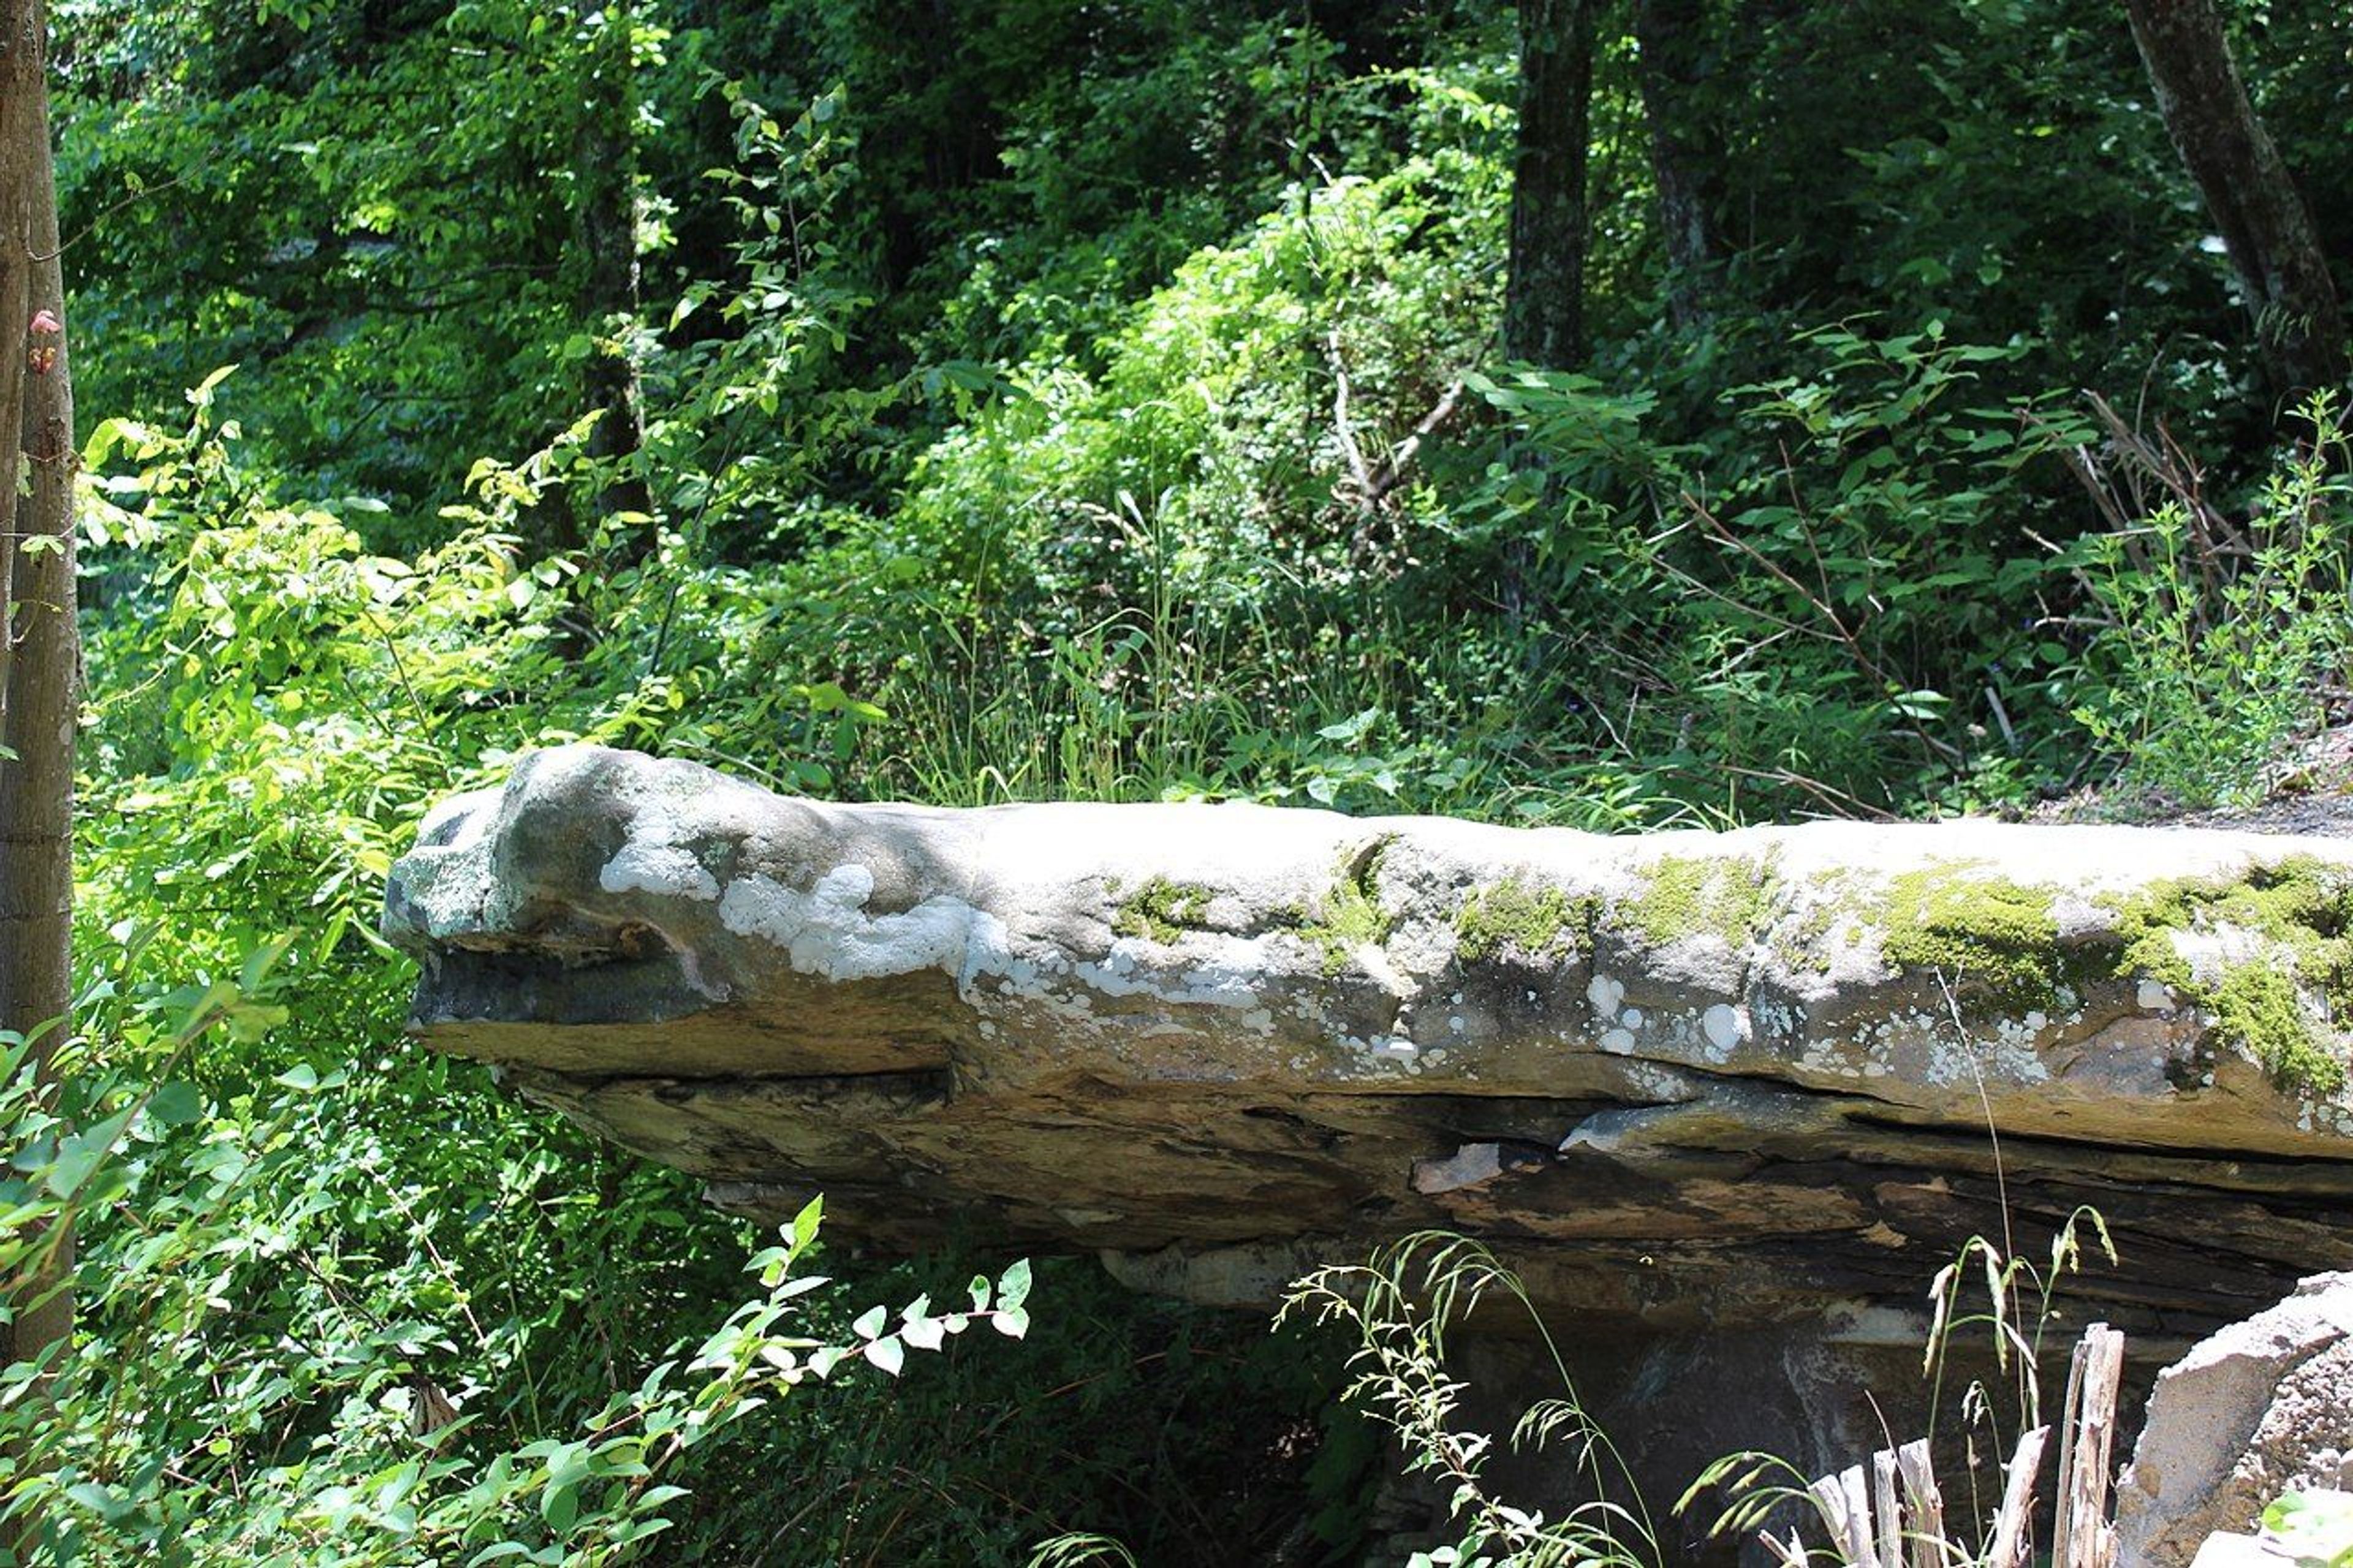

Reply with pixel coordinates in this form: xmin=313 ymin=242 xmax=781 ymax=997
xmin=2030 ymin=725 xmax=2353 ymax=838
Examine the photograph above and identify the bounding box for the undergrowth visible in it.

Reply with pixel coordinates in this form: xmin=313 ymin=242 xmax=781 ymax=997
xmin=1281 ymin=1233 xmax=1660 ymax=1568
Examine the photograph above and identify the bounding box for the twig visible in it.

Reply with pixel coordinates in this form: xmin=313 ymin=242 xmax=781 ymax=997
xmin=1715 ymin=762 xmax=1901 ymax=822
xmin=1365 ymin=376 xmax=1467 ymax=502
xmin=1895 ymin=1439 xmax=1943 ymax=1568
xmin=1680 ymin=490 xmax=1893 ymax=692
xmin=1870 ymin=1448 xmax=1903 ymax=1568
xmin=37 ymin=169 xmax=197 ymax=260
xmin=1325 ymin=331 xmax=1375 ymax=503
xmin=1322 ymin=332 xmax=1469 ymax=509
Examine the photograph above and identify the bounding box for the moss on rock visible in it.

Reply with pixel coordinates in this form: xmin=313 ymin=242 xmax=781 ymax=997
xmin=2210 ymin=966 xmax=2349 ymax=1096
xmin=1113 ymin=877 xmax=1215 ymax=944
xmin=1624 ymin=854 xmax=1779 ymax=950
xmin=2103 ymin=857 xmax=2353 ymax=1096
xmin=1300 ymin=835 xmax=1398 ymax=977
xmin=1881 ymin=863 xmax=2063 ymax=1012
xmin=1455 ymin=876 xmax=1594 ymax=965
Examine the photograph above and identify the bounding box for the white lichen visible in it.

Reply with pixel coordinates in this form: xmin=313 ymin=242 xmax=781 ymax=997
xmin=600 ymin=840 xmax=720 ymax=901
xmin=1587 ymin=972 xmax=1624 ymax=1021
xmin=718 ymin=863 xmax=973 ymax=982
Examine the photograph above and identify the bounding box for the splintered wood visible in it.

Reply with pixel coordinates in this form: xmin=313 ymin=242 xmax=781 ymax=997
xmin=1771 ymin=1324 xmax=2125 ymax=1568
xmin=2053 ymin=1325 xmax=2128 ymax=1568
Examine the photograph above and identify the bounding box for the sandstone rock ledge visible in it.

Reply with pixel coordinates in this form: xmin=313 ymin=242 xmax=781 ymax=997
xmin=385 ymin=745 xmax=2353 ymax=1346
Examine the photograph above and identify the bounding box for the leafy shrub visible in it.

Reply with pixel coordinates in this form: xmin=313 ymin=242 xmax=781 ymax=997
xmin=2 ymin=1015 xmax=1036 ymax=1568
xmin=1442 ymin=317 xmax=2094 ymax=820
xmin=29 ymin=366 xmax=1372 ymax=1567
xmin=2066 ymin=394 xmax=2353 ymax=808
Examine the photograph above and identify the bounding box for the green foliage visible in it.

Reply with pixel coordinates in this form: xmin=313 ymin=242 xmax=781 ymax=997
xmin=36 ymin=0 xmax=2353 ymax=1558
xmin=2068 ymin=395 xmax=2353 ymax=808
xmin=675 ymin=1256 xmax=1366 ymax=1566
xmin=57 ymin=0 xmax=646 ymax=510
xmin=719 ymin=66 xmax=1538 ymax=817
xmin=2265 ymin=1490 xmax=2353 ymax=1567
xmin=78 ymin=384 xmax=666 ymax=1002
xmin=2 ymin=1034 xmax=1035 ymax=1567
xmin=68 ymin=0 xmax=2317 ymax=827
xmin=1281 ymin=1232 xmax=1658 ymax=1568
xmin=1461 ymin=319 xmax=2091 ymax=819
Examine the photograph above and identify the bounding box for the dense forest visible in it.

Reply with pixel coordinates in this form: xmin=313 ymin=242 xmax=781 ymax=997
xmin=2 ymin=0 xmax=2349 ymax=1561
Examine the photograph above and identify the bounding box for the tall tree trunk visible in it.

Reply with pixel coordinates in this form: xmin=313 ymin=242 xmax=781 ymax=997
xmin=0 ymin=0 xmax=78 ymax=1531
xmin=1632 ymin=0 xmax=1724 ymax=328
xmin=2123 ymin=0 xmax=2347 ymax=396
xmin=1502 ymin=0 xmax=1595 ymax=368
xmin=574 ymin=0 xmax=650 ymax=538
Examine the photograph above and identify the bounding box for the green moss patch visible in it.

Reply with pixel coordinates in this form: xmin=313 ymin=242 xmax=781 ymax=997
xmin=1624 ymin=854 xmax=1779 ymax=950
xmin=1112 ymin=877 xmax=1215 ymax=944
xmin=2210 ymin=966 xmax=2349 ymax=1096
xmin=2104 ymin=857 xmax=2353 ymax=1095
xmin=1455 ymin=876 xmax=1595 ymax=966
xmin=1299 ymin=835 xmax=1398 ymax=977
xmin=2109 ymin=858 xmax=2353 ymax=994
xmin=1881 ymin=863 xmax=2063 ymax=1012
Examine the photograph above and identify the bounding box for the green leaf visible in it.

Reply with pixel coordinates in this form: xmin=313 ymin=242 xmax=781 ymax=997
xmin=145 ymin=1080 xmax=203 ymax=1127
xmin=2263 ymin=1490 xmax=2353 ymax=1565
xmin=45 ymin=1108 xmax=136 ymax=1197
xmin=188 ymin=363 xmax=240 ymax=405
xmin=65 ymin=1481 xmax=122 ymax=1518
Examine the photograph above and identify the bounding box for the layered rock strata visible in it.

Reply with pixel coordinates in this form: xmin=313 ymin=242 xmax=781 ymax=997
xmin=385 ymin=745 xmax=2353 ymax=1346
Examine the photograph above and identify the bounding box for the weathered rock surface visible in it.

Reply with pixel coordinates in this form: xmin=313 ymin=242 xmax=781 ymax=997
xmin=2118 ymin=1273 xmax=2353 ymax=1567
xmin=385 ymin=744 xmax=2353 ymax=1349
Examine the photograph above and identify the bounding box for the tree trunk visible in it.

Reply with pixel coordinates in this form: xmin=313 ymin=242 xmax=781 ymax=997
xmin=2123 ymin=0 xmax=2347 ymax=396
xmin=0 ymin=0 xmax=78 ymax=1527
xmin=1632 ymin=0 xmax=1724 ymax=328
xmin=574 ymin=0 xmax=650 ymax=537
xmin=1502 ymin=0 xmax=1595 ymax=368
